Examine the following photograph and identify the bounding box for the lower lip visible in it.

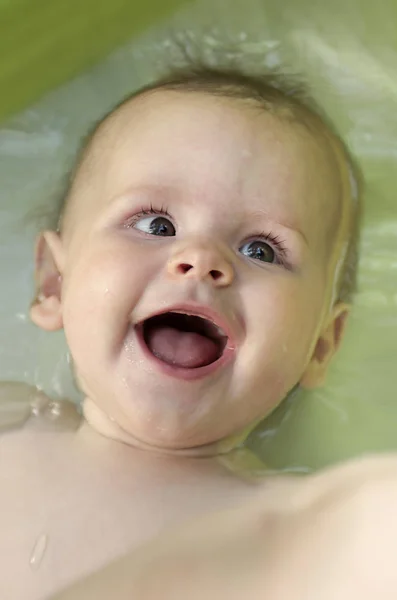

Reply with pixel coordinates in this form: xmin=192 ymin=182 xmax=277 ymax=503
xmin=134 ymin=325 xmax=236 ymax=381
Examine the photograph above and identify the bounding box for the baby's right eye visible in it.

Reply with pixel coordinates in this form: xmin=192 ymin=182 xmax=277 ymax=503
xmin=133 ymin=215 xmax=176 ymax=237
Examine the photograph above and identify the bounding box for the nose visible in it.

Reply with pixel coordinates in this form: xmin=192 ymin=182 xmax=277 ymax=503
xmin=167 ymin=240 xmax=234 ymax=287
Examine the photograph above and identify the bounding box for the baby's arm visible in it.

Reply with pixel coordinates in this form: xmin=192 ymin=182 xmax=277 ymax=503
xmin=49 ymin=454 xmax=397 ymax=600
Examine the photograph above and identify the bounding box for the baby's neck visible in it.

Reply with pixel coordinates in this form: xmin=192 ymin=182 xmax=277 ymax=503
xmin=80 ymin=397 xmax=265 ymax=479
xmin=82 ymin=396 xmax=248 ymax=459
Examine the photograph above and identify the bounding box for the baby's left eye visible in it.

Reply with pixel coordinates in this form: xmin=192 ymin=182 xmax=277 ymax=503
xmin=239 ymin=240 xmax=276 ymax=263
xmin=134 ymin=215 xmax=176 ymax=237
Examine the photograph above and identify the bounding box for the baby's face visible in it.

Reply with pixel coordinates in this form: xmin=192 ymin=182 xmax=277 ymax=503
xmin=36 ymin=91 xmax=348 ymax=454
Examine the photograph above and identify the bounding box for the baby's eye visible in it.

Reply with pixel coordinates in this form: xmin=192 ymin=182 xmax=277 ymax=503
xmin=239 ymin=240 xmax=275 ymax=263
xmin=134 ymin=215 xmax=176 ymax=237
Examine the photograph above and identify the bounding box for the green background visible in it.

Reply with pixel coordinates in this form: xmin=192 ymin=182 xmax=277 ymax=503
xmin=0 ymin=0 xmax=189 ymax=122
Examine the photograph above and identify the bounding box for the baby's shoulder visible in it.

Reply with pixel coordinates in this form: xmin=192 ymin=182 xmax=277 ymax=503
xmin=0 ymin=397 xmax=82 ymax=520
xmin=0 ymin=406 xmax=84 ymax=600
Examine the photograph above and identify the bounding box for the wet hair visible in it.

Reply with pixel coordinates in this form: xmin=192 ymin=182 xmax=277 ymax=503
xmin=56 ymin=64 xmax=362 ymax=304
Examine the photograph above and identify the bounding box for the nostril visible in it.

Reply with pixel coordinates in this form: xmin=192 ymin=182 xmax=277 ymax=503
xmin=210 ymin=270 xmax=223 ymax=281
xmin=178 ymin=263 xmax=194 ymax=274
xmin=173 ymin=263 xmax=227 ymax=281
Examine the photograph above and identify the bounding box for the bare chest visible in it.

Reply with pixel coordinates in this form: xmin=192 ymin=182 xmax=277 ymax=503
xmin=0 ymin=426 xmax=251 ymax=600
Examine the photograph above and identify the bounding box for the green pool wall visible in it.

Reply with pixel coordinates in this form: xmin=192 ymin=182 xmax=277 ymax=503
xmin=0 ymin=0 xmax=190 ymax=123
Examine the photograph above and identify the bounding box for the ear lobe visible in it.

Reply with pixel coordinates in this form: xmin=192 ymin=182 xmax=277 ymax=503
xmin=300 ymin=303 xmax=350 ymax=390
xmin=30 ymin=231 xmax=64 ymax=331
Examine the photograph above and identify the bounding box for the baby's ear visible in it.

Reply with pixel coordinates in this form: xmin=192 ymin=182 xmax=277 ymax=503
xmin=300 ymin=303 xmax=350 ymax=390
xmin=30 ymin=231 xmax=64 ymax=331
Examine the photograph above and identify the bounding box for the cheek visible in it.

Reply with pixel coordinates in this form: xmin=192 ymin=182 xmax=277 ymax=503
xmin=234 ymin=282 xmax=321 ymax=420
xmin=243 ymin=276 xmax=324 ymax=367
xmin=61 ymin=239 xmax=160 ymax=353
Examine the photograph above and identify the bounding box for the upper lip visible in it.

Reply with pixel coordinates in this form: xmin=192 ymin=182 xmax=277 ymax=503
xmin=135 ymin=302 xmax=243 ymax=347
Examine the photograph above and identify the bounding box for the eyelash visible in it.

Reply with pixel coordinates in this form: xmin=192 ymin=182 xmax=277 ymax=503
xmin=247 ymin=231 xmax=289 ymax=266
xmin=124 ymin=204 xmax=174 ymax=228
xmin=124 ymin=205 xmax=290 ymax=266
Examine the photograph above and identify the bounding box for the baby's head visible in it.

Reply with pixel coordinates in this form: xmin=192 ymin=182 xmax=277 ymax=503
xmin=30 ymin=65 xmax=361 ymax=455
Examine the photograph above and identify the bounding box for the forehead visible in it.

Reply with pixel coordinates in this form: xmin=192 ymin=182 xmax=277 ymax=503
xmin=67 ymin=90 xmax=342 ymax=251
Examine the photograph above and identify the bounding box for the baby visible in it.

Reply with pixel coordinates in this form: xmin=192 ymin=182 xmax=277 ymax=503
xmin=2 ymin=62 xmax=385 ymax=600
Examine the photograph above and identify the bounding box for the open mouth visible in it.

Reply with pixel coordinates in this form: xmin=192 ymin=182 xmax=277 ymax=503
xmin=141 ymin=312 xmax=229 ymax=369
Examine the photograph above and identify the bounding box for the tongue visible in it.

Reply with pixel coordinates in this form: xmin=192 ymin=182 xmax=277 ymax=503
xmin=146 ymin=325 xmax=219 ymax=368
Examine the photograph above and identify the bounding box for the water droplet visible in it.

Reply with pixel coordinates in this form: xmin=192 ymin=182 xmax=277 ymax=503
xmin=43 ymin=400 xmax=82 ymax=430
xmin=30 ymin=392 xmax=50 ymax=417
xmin=29 ymin=534 xmax=48 ymax=570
